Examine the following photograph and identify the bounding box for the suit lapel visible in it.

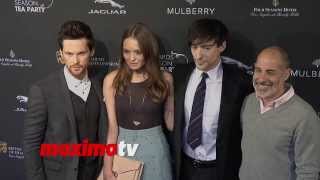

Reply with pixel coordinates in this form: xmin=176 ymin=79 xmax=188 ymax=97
xmin=58 ymin=69 xmax=78 ymax=140
xmin=216 ymin=63 xmax=237 ymax=145
xmin=174 ymin=63 xmax=194 ymax=178
xmin=90 ymin=78 xmax=103 ymax=101
xmin=176 ymin=63 xmax=194 ymax=132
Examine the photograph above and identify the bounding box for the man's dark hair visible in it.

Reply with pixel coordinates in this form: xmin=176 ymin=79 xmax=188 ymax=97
xmin=58 ymin=20 xmax=95 ymax=51
xmin=187 ymin=18 xmax=229 ymax=47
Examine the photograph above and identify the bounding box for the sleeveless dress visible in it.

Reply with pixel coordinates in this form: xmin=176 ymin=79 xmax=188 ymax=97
xmin=115 ymin=81 xmax=172 ymax=180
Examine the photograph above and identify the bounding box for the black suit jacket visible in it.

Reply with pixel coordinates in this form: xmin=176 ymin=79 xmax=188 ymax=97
xmin=173 ymin=61 xmax=252 ymax=180
xmin=23 ymin=68 xmax=107 ymax=180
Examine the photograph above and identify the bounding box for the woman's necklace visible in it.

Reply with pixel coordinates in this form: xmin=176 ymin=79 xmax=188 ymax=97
xmin=129 ymin=90 xmax=146 ymax=126
xmin=129 ymin=73 xmax=148 ymax=126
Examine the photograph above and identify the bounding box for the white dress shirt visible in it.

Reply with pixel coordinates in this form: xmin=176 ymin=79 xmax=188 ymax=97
xmin=64 ymin=66 xmax=91 ymax=102
xmin=183 ymin=61 xmax=223 ymax=161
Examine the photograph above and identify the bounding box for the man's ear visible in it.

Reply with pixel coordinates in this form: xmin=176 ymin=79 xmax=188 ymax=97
xmin=219 ymin=41 xmax=227 ymax=53
xmin=90 ymin=49 xmax=95 ymax=58
xmin=284 ymin=68 xmax=292 ymax=81
xmin=57 ymin=50 xmax=64 ymax=64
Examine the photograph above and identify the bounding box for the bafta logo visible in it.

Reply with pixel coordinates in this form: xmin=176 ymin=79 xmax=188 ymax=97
xmin=272 ymin=0 xmax=279 ymax=7
xmin=0 ymin=141 xmax=8 ymax=154
xmin=185 ymin=0 xmax=196 ymax=5
xmin=9 ymin=49 xmax=15 ymax=58
xmin=312 ymin=59 xmax=320 ymax=68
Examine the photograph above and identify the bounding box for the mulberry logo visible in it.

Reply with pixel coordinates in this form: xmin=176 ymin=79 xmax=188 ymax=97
xmin=14 ymin=95 xmax=28 ymax=112
xmin=94 ymin=0 xmax=124 ymax=9
xmin=89 ymin=0 xmax=127 ymax=15
xmin=14 ymin=0 xmax=54 ymax=13
xmin=272 ymin=0 xmax=279 ymax=7
xmin=312 ymin=58 xmax=320 ymax=68
xmin=167 ymin=0 xmax=215 ymax=15
xmin=185 ymin=0 xmax=196 ymax=5
xmin=291 ymin=60 xmax=320 ymax=78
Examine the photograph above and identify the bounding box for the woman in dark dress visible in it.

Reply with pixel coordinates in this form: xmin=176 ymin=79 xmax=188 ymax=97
xmin=102 ymin=23 xmax=174 ymax=180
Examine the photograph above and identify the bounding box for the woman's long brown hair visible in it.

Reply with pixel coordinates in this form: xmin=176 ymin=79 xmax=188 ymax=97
xmin=113 ymin=23 xmax=168 ymax=103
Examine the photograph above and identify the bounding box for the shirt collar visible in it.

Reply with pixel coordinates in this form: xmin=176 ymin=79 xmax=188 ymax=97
xmin=63 ymin=65 xmax=89 ymax=87
xmin=258 ymin=84 xmax=295 ymax=114
xmin=194 ymin=59 xmax=222 ymax=82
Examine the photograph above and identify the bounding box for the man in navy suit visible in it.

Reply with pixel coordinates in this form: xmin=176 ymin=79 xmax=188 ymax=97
xmin=173 ymin=18 xmax=252 ymax=180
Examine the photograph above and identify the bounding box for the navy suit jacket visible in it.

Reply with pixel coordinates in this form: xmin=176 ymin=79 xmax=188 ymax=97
xmin=173 ymin=60 xmax=252 ymax=180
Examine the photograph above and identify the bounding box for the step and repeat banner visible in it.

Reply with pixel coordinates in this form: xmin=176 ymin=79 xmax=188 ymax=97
xmin=0 ymin=0 xmax=320 ymax=179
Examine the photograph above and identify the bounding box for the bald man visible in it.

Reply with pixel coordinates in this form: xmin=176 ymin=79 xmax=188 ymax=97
xmin=239 ymin=46 xmax=320 ymax=180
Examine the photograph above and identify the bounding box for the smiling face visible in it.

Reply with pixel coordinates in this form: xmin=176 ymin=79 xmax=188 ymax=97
xmin=253 ymin=48 xmax=291 ymax=104
xmin=190 ymin=39 xmax=226 ymax=72
xmin=60 ymin=38 xmax=93 ymax=80
xmin=122 ymin=37 xmax=145 ymax=71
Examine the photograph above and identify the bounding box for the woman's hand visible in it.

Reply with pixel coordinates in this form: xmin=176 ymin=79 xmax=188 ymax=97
xmin=103 ymin=169 xmax=117 ymax=180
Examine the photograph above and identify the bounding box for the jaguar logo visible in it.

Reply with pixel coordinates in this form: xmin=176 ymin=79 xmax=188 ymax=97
xmin=14 ymin=95 xmax=28 ymax=112
xmin=94 ymin=0 xmax=125 ymax=9
xmin=16 ymin=95 xmax=28 ymax=103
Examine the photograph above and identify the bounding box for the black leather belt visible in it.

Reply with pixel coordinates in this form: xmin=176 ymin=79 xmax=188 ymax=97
xmin=182 ymin=152 xmax=217 ymax=168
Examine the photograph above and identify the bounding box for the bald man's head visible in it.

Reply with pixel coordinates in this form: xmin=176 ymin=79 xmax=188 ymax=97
xmin=253 ymin=46 xmax=292 ymax=104
xmin=257 ymin=46 xmax=290 ymax=69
